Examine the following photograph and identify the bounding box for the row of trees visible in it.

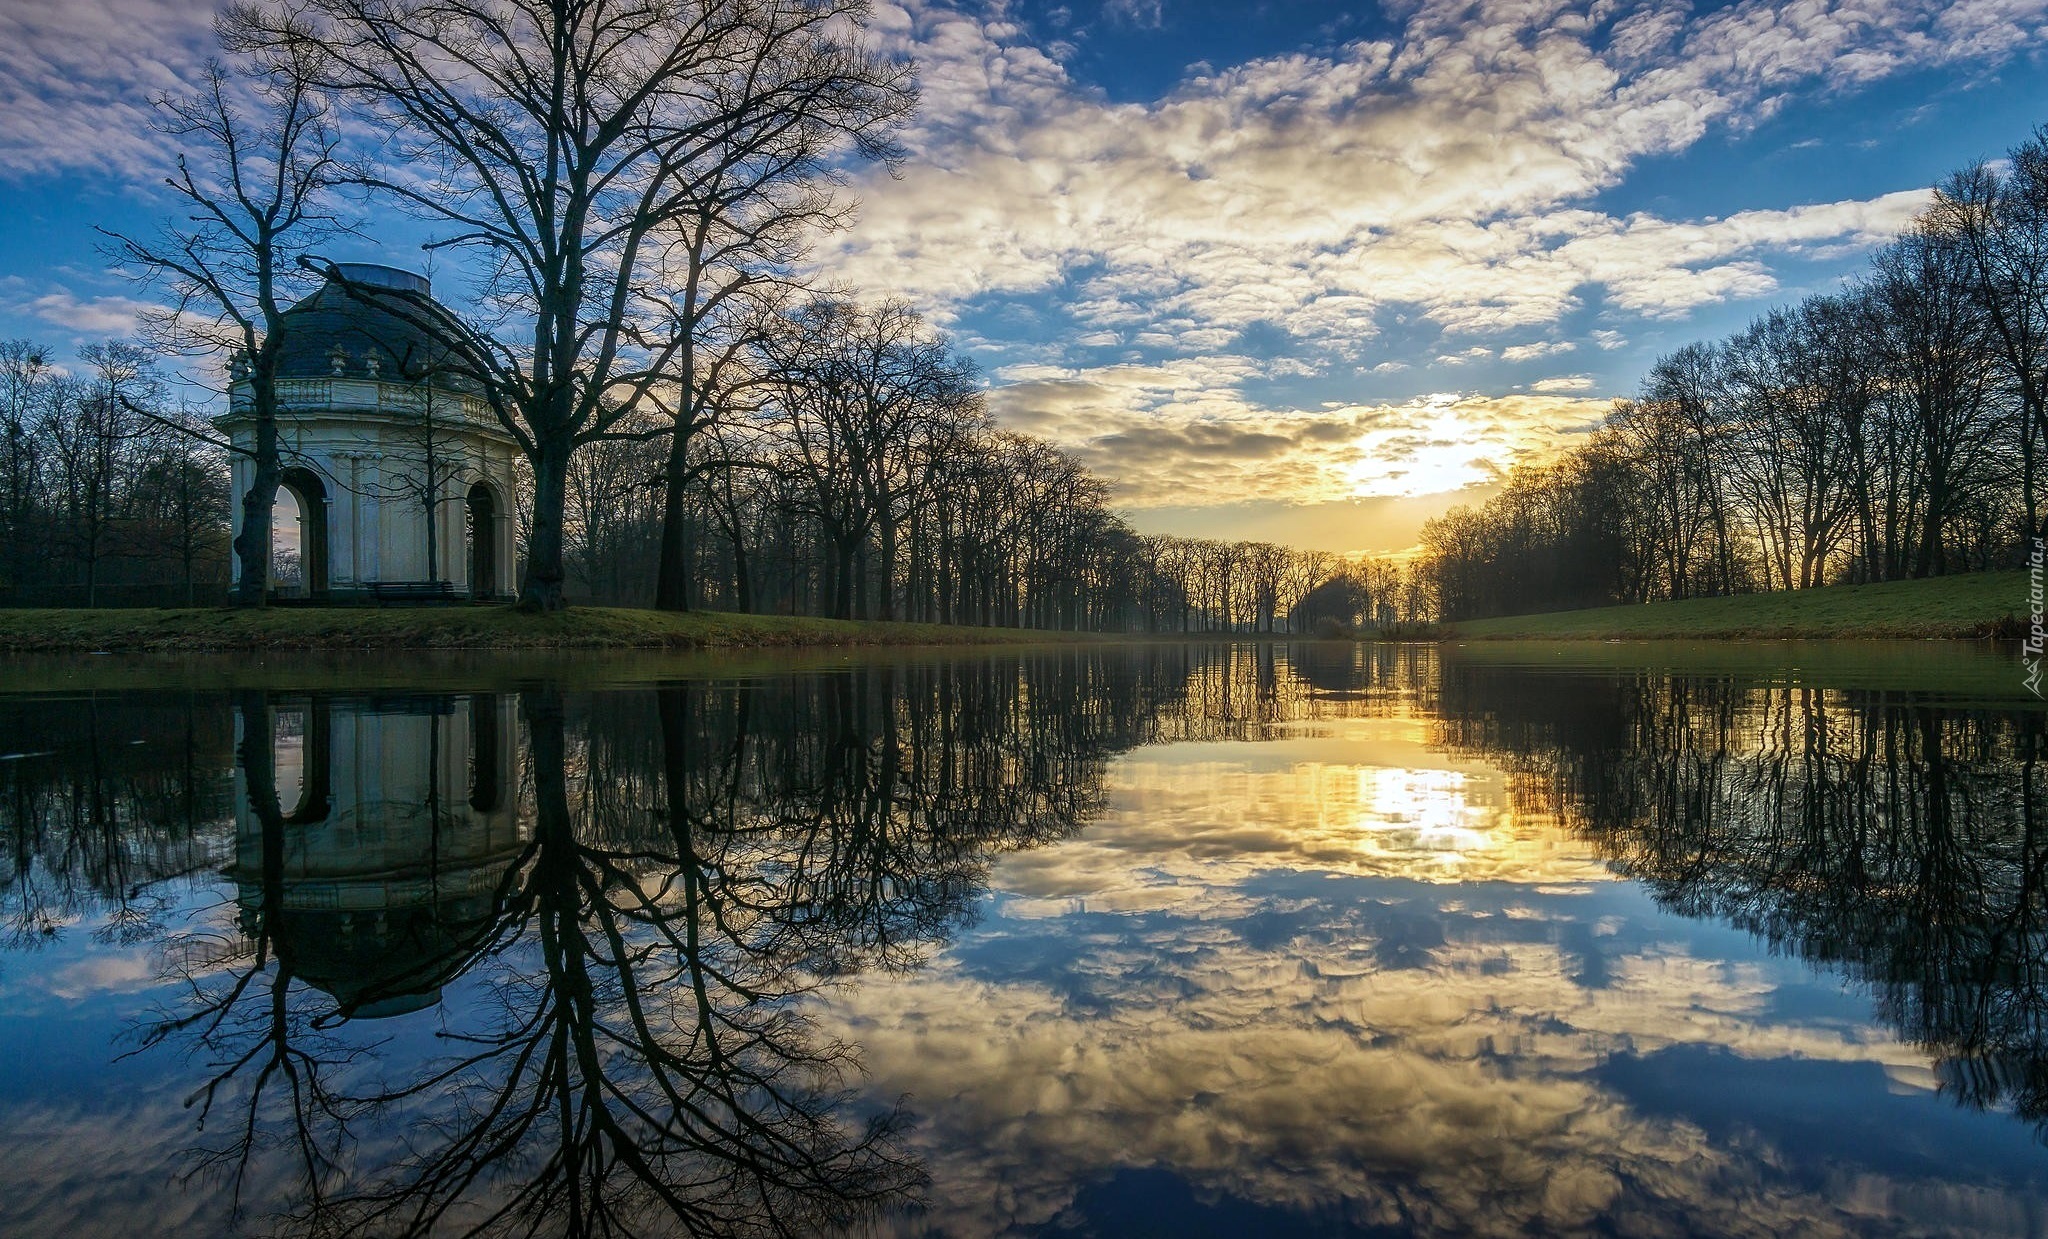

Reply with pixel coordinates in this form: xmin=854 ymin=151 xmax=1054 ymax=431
xmin=1 ymin=310 xmax=1396 ymax=630
xmin=0 ymin=339 xmax=228 ymax=605
xmin=552 ymin=281 xmax=1443 ymax=630
xmin=1419 ymin=130 xmax=2047 ymax=621
xmin=4 ymin=295 xmax=1418 ymax=631
xmin=562 ymin=300 xmax=1383 ymax=631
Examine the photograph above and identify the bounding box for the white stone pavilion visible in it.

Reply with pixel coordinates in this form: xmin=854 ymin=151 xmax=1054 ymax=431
xmin=217 ymin=264 xmax=521 ymax=601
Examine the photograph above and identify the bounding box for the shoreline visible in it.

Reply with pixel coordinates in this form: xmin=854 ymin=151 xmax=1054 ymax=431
xmin=0 ymin=569 xmax=2027 ymax=652
xmin=0 ymin=606 xmax=1130 ymax=654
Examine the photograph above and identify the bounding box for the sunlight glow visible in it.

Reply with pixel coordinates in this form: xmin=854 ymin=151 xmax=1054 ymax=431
xmin=995 ymin=717 xmax=1614 ymax=900
xmin=1344 ymin=403 xmax=1508 ymax=499
xmin=1353 ymin=767 xmax=1494 ymax=859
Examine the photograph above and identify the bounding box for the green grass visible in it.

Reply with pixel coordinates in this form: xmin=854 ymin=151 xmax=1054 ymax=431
xmin=0 ymin=604 xmax=1118 ymax=654
xmin=1447 ymin=570 xmax=2031 ymax=640
xmin=0 ymin=569 xmax=2029 ymax=656
xmin=1442 ymin=638 xmax=2040 ymax=705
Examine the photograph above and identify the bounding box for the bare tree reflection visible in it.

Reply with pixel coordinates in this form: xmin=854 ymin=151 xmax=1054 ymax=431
xmin=310 ymin=687 xmax=927 ymax=1238
xmin=0 ymin=691 xmax=230 ymax=949
xmin=114 ymin=653 xmax=1191 ymax=1236
xmin=1438 ymin=666 xmax=2048 ymax=1131
xmin=126 ymin=691 xmax=368 ymax=1221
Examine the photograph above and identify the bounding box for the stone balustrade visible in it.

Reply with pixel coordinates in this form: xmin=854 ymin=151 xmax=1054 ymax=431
xmin=259 ymin=376 xmax=496 ymax=428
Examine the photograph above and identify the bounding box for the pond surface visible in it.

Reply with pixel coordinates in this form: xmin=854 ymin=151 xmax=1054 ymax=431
xmin=0 ymin=641 xmax=2043 ymax=1237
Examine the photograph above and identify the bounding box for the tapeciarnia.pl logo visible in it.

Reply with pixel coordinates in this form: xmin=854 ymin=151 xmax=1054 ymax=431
xmin=2026 ymin=538 xmax=2044 ymax=699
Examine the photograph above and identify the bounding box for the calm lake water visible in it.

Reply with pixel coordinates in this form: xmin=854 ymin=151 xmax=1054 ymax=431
xmin=0 ymin=641 xmax=2043 ymax=1238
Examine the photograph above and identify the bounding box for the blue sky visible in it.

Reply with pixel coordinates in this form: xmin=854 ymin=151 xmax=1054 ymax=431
xmin=2 ymin=0 xmax=2045 ymax=553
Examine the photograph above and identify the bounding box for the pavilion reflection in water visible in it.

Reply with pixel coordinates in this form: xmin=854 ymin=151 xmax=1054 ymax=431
xmin=231 ymin=693 xmax=524 ymax=1018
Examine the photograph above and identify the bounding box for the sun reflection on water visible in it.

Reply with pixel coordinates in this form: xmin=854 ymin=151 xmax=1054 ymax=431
xmin=996 ymin=717 xmax=1612 ymax=916
xmin=1351 ymin=765 xmax=1496 ymax=863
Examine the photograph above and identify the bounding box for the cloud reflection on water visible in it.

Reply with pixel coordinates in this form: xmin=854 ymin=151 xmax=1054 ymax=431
xmin=832 ymin=700 xmax=2045 ymax=1238
xmin=997 ymin=717 xmax=1614 ymax=920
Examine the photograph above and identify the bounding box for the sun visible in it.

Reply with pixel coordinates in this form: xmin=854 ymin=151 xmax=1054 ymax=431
xmin=1343 ymin=402 xmax=1507 ymax=499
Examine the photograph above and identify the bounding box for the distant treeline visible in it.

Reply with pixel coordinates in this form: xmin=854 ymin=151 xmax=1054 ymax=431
xmin=0 ymin=341 xmax=228 ymax=607
xmin=1419 ymin=130 xmax=2048 ymax=622
xmin=559 ymin=297 xmax=1407 ymax=633
xmin=0 ymin=303 xmax=1425 ymax=632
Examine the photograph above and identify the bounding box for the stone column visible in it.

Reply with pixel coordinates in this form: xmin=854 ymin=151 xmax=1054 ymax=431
xmin=498 ymin=468 xmax=517 ymax=598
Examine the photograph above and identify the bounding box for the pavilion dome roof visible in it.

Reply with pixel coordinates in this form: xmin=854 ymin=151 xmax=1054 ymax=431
xmin=257 ymin=894 xmax=507 ymax=1019
xmin=275 ymin=263 xmax=480 ymax=391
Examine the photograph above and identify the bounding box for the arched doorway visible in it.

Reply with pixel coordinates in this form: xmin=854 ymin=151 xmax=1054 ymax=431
xmin=275 ymin=695 xmax=333 ymax=825
xmin=465 ymin=481 xmax=497 ymax=600
xmin=277 ymin=467 xmax=329 ymax=599
xmin=271 ymin=487 xmax=304 ymax=593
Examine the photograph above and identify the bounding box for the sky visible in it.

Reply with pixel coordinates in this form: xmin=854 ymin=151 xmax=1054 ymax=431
xmin=1 ymin=0 xmax=2046 ymax=554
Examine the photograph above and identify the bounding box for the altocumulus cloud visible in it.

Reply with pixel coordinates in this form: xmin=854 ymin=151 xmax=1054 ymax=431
xmin=0 ymin=0 xmax=219 ymax=179
xmin=819 ymin=0 xmax=2043 ymax=519
xmin=835 ymin=0 xmax=2035 ymax=338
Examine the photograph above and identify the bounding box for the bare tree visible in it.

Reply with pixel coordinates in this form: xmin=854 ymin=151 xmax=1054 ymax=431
xmin=132 ymin=405 xmax=233 ymax=605
xmin=0 ymin=340 xmax=54 ymax=592
xmin=1642 ymin=343 xmax=1738 ymax=596
xmin=565 ymin=419 xmax=666 ymax=603
xmin=102 ymin=45 xmax=341 ymax=607
xmin=234 ymin=0 xmax=916 ymax=612
xmin=1867 ymin=230 xmax=2004 ymax=577
xmin=643 ymin=139 xmax=878 ymax=611
xmin=647 ymin=283 xmax=791 ymax=609
xmin=40 ymin=345 xmax=163 ymax=607
xmin=1931 ymin=137 xmax=2048 ymax=545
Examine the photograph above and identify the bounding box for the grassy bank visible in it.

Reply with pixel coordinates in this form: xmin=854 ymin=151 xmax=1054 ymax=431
xmin=1447 ymin=570 xmax=2029 ymax=640
xmin=3 ymin=568 xmax=2029 ymax=652
xmin=0 ymin=604 xmax=1119 ymax=654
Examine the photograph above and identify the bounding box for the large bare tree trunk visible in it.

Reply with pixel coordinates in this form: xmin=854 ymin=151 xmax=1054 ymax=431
xmin=520 ymin=445 xmax=570 ymax=612
xmin=655 ymin=426 xmax=694 ymax=611
xmin=232 ymin=382 xmax=280 ymax=608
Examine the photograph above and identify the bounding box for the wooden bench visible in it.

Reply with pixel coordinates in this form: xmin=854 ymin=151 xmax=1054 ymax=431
xmin=368 ymin=580 xmax=460 ymax=605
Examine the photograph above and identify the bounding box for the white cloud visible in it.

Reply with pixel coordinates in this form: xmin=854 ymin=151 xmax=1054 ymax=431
xmin=0 ymin=0 xmax=219 ymax=178
xmin=21 ymin=290 xmax=163 ymax=336
xmin=1502 ymin=341 xmax=1577 ymax=363
xmin=831 ymin=0 xmax=2019 ymax=351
